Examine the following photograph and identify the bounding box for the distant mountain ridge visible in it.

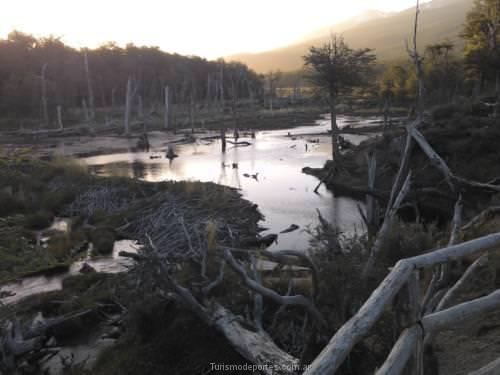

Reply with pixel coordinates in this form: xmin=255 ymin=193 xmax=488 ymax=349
xmin=228 ymin=0 xmax=474 ymax=73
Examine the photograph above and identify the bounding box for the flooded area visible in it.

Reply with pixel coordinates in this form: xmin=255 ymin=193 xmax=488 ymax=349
xmin=83 ymin=115 xmax=381 ymax=251
xmin=0 ymin=240 xmax=138 ymax=305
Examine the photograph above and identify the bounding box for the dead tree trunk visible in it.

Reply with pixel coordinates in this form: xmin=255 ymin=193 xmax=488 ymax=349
xmin=190 ymin=92 xmax=195 ymax=133
xmin=124 ymin=76 xmax=133 ymax=136
xmin=84 ymin=52 xmax=95 ymax=120
xmin=41 ymin=63 xmax=49 ymax=128
xmin=82 ymin=98 xmax=90 ymax=122
xmin=57 ymin=105 xmax=63 ymax=130
xmin=221 ymin=128 xmax=227 ymax=153
xmin=164 ymin=85 xmax=170 ymax=130
xmin=329 ymin=95 xmax=340 ymax=159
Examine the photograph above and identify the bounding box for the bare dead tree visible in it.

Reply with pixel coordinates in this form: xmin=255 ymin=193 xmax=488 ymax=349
xmin=407 ymin=0 xmax=425 ymax=116
xmin=40 ymin=63 xmax=49 ymax=128
xmin=56 ymin=105 xmax=63 ymax=130
xmin=124 ymin=76 xmax=136 ymax=136
xmin=84 ymin=51 xmax=95 ymax=120
xmin=164 ymin=85 xmax=170 ymax=130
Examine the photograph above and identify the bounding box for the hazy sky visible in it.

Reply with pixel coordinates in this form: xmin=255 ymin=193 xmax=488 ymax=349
xmin=0 ymin=0 xmax=427 ymax=58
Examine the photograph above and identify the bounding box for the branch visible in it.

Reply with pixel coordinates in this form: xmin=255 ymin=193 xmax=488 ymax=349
xmin=221 ymin=249 xmax=327 ymax=328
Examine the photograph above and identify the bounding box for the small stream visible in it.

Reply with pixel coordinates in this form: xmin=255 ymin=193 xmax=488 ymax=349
xmin=84 ymin=115 xmax=381 ymax=251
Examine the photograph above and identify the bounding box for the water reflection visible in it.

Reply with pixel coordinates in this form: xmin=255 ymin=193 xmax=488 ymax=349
xmin=84 ymin=115 xmax=383 ymax=251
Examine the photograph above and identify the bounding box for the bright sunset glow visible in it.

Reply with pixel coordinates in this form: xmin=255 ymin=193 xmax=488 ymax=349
xmin=0 ymin=0 xmax=429 ymax=59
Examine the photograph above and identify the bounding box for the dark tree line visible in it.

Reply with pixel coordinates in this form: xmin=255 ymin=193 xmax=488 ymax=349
xmin=0 ymin=31 xmax=263 ymax=124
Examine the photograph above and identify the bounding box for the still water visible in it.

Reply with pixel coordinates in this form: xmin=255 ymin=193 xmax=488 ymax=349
xmin=83 ymin=115 xmax=381 ymax=251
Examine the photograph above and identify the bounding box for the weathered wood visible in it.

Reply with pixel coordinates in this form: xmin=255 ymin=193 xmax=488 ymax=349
xmin=422 ymin=290 xmax=500 ymax=334
xmin=212 ymin=304 xmax=299 ymax=375
xmin=306 ymin=232 xmax=500 ymax=374
xmin=304 ymin=261 xmax=412 ymax=374
xmin=363 ymin=172 xmax=412 ymax=276
xmin=410 ymin=232 xmax=500 ymax=269
xmin=375 ymin=325 xmax=422 ymax=375
xmin=423 ymin=195 xmax=463 ymax=313
xmin=469 ymin=357 xmax=500 ymax=375
xmin=143 ymin=238 xmax=299 ymax=375
xmin=408 ymin=125 xmax=455 ymax=192
xmin=436 ymin=254 xmax=488 ymax=312
xmin=387 ymin=122 xmax=417 ymax=211
xmin=222 ymin=249 xmax=326 ymax=327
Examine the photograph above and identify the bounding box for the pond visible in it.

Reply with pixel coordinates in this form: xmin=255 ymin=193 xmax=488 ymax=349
xmin=83 ymin=115 xmax=381 ymax=252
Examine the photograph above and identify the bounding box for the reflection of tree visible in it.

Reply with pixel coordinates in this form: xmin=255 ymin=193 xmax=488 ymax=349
xmin=218 ymin=153 xmax=227 ymax=185
xmin=231 ymin=148 xmax=241 ymax=189
xmin=232 ymin=168 xmax=241 ymax=189
xmin=131 ymin=160 xmax=146 ymax=180
xmin=147 ymin=163 xmax=163 ymax=180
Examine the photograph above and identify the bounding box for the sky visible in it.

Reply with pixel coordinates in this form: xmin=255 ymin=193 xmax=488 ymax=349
xmin=0 ymin=0 xmax=428 ymax=59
